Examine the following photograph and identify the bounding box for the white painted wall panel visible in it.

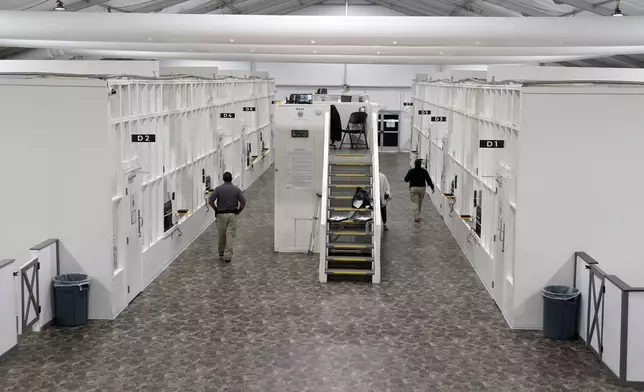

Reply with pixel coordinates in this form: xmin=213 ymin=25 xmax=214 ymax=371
xmin=0 ymin=261 xmax=17 ymax=357
xmin=602 ymin=280 xmax=623 ymax=378
xmin=514 ymin=86 xmax=644 ymax=328
xmin=627 ymin=292 xmax=644 ymax=382
xmin=0 ymin=79 xmax=114 ymax=319
xmin=347 ymin=65 xmax=431 ymax=87
xmin=258 ymin=62 xmax=344 ymax=86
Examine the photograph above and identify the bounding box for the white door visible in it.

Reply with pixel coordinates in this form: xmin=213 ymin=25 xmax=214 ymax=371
xmin=125 ymin=171 xmax=143 ymax=302
xmin=493 ymin=174 xmax=507 ymax=308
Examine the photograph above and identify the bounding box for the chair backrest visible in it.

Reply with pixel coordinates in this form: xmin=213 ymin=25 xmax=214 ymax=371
xmin=348 ymin=111 xmax=368 ymax=124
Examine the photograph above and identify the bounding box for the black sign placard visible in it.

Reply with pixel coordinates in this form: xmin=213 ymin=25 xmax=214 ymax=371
xmin=403 ymin=102 xmax=413 ymax=106
xmin=291 ymin=129 xmax=309 ymax=138
xmin=479 ymin=140 xmax=505 ymax=148
xmin=418 ymin=110 xmax=431 ymax=115
xmin=431 ymin=116 xmax=447 ymax=122
xmin=131 ymin=134 xmax=156 ymax=143
xmin=243 ymin=107 xmax=257 ymax=112
xmin=220 ymin=113 xmax=236 ymax=118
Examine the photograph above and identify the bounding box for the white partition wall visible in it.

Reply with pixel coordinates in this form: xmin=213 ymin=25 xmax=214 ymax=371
xmin=0 ymin=259 xmax=16 ymax=357
xmin=0 ymin=75 xmax=275 ymax=320
xmin=273 ymin=104 xmax=328 ymax=253
xmin=411 ymin=79 xmax=644 ymax=330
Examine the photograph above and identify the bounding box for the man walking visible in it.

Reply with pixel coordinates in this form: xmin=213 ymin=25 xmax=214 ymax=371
xmin=404 ymin=159 xmax=435 ymax=222
xmin=379 ymin=172 xmax=391 ymax=231
xmin=208 ymin=172 xmax=246 ymax=262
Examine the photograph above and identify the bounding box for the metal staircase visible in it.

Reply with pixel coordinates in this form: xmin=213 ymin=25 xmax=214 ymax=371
xmin=319 ymin=109 xmax=382 ymax=283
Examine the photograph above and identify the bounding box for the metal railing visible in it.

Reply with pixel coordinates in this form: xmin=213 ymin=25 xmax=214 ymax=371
xmin=573 ymin=251 xmax=644 ymax=387
xmin=14 ymin=258 xmax=40 ymax=331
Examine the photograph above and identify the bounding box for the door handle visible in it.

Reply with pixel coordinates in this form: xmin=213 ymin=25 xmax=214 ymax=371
xmin=138 ymin=212 xmax=143 ymax=237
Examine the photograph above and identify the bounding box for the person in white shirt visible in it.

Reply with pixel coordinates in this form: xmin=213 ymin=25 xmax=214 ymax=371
xmin=379 ymin=172 xmax=391 ymax=231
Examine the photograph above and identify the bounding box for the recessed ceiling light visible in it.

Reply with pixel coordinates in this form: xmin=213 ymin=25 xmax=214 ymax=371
xmin=392 ymin=41 xmax=398 ymax=45
xmin=475 ymin=41 xmax=480 ymax=45
xmin=440 ymin=51 xmax=444 ymax=55
xmin=229 ymin=39 xmax=234 ymax=43
xmin=148 ymin=38 xmax=152 ymax=41
xmin=313 ymin=50 xmax=317 ymax=54
xmin=251 ymin=49 xmax=255 ymax=52
xmin=376 ymin=51 xmax=380 ymax=55
xmin=311 ymin=40 xmax=316 ymax=44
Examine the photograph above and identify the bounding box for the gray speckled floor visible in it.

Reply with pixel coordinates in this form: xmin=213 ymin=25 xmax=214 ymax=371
xmin=0 ymin=153 xmax=633 ymax=392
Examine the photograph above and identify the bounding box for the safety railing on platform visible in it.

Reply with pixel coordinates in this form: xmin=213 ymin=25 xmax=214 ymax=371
xmin=14 ymin=258 xmax=40 ymax=332
xmin=318 ymin=112 xmax=331 ymax=282
xmin=370 ymin=110 xmax=382 ymax=284
xmin=574 ymin=252 xmax=644 ymax=387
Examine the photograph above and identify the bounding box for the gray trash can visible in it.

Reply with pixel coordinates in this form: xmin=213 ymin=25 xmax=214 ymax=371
xmin=542 ymin=285 xmax=580 ymax=340
xmin=53 ymin=274 xmax=92 ymax=327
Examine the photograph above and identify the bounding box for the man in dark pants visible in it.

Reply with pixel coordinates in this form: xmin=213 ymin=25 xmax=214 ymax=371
xmin=208 ymin=172 xmax=246 ymax=262
xmin=404 ymin=159 xmax=435 ymax=222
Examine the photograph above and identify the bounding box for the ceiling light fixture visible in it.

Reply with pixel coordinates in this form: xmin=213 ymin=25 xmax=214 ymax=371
xmin=251 ymin=49 xmax=255 ymax=52
xmin=313 ymin=50 xmax=317 ymax=54
xmin=310 ymin=40 xmax=316 ymax=44
xmin=376 ymin=51 xmax=380 ymax=54
xmin=440 ymin=51 xmax=444 ymax=55
xmin=54 ymin=0 xmax=66 ymax=11
xmin=229 ymin=39 xmax=234 ymax=42
xmin=475 ymin=41 xmax=480 ymax=45
xmin=612 ymin=0 xmax=624 ymax=16
xmin=392 ymin=41 xmax=398 ymax=45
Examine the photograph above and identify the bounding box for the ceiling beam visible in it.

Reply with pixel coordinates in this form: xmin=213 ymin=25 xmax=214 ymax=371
xmin=257 ymin=0 xmax=327 ymax=15
xmin=132 ymin=0 xmax=194 ymax=13
xmin=482 ymin=0 xmax=553 ymax=16
xmin=611 ymin=55 xmax=644 ymax=68
xmin=184 ymin=0 xmax=241 ymax=13
xmin=552 ymin=0 xmax=613 ymax=16
xmin=365 ymin=0 xmax=427 ymax=15
xmin=65 ymin=0 xmax=112 ymax=11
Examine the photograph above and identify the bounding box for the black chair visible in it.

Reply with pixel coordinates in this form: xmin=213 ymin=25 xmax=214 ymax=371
xmin=339 ymin=112 xmax=368 ymax=150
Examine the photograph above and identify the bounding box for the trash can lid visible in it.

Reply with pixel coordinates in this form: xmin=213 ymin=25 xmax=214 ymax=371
xmin=53 ymin=273 xmax=92 ymax=287
xmin=542 ymin=285 xmax=580 ymax=300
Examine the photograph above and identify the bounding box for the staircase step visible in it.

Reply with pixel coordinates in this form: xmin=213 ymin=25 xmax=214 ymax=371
xmin=329 ymin=184 xmax=372 ymax=188
xmin=327 ymin=256 xmax=373 ymax=262
xmin=329 ymin=163 xmax=372 ymax=167
xmin=328 ymin=230 xmax=373 ymax=236
xmin=330 ymin=173 xmax=371 ymax=177
xmin=327 ymin=243 xmax=374 ymax=249
xmin=326 ymin=269 xmax=374 ymax=276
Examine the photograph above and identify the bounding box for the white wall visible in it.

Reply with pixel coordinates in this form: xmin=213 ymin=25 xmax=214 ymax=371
xmin=514 ymin=85 xmax=644 ymax=328
xmin=0 ymin=260 xmax=17 ymax=357
xmin=0 ymin=60 xmax=160 ymax=77
xmin=0 ymin=78 xmax=114 ymax=319
xmin=627 ymin=292 xmax=644 ymax=382
xmin=488 ymin=65 xmax=644 ymax=83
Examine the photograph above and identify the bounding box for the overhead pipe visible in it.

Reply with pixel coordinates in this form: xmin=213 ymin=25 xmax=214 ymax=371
xmin=1 ymin=39 xmax=644 ymax=58
xmin=2 ymin=11 xmax=644 ymax=47
xmin=62 ymin=49 xmax=601 ymax=65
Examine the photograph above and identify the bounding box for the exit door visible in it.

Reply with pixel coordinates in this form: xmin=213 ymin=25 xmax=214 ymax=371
xmin=125 ymin=170 xmax=143 ymax=303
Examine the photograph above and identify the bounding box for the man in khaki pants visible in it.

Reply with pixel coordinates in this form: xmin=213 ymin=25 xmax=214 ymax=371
xmin=208 ymin=172 xmax=246 ymax=262
xmin=404 ymin=159 xmax=435 ymax=222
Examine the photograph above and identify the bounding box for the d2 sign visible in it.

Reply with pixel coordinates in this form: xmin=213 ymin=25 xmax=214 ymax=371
xmin=131 ymin=134 xmax=156 ymax=143
xmin=479 ymin=140 xmax=505 ymax=148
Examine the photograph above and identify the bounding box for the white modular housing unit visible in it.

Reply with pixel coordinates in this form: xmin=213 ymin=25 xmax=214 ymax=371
xmin=411 ymin=80 xmax=644 ymax=330
xmin=0 ymin=75 xmax=275 ymax=319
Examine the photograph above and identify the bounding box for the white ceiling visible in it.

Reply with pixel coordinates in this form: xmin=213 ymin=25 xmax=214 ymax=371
xmin=1 ymin=0 xmax=643 ymax=67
